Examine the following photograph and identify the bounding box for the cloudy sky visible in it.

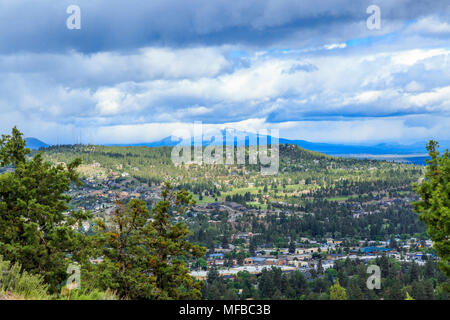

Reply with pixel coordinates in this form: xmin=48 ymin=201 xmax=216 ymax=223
xmin=0 ymin=0 xmax=449 ymax=145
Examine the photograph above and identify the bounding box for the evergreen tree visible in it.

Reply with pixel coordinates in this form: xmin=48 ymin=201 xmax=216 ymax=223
xmin=0 ymin=127 xmax=90 ymax=293
xmin=384 ymin=279 xmax=404 ymax=300
xmin=91 ymin=183 xmax=206 ymax=299
xmin=329 ymin=279 xmax=347 ymax=300
xmin=423 ymin=279 xmax=435 ymax=300
xmin=413 ymin=141 xmax=450 ymax=280
xmin=221 ymin=234 xmax=229 ymax=249
xmin=405 ymin=292 xmax=414 ymax=300
xmin=317 ymin=259 xmax=324 ymax=274
xmin=288 ymin=240 xmax=296 ymax=254
xmin=249 ymin=238 xmax=257 ymax=257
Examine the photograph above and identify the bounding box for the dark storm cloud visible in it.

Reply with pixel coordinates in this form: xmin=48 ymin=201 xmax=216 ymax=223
xmin=0 ymin=0 xmax=450 ymax=144
xmin=0 ymin=0 xmax=449 ymax=53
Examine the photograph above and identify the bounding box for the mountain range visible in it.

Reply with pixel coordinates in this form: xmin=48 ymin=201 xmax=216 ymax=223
xmin=25 ymin=133 xmax=448 ymax=161
xmin=106 ymin=133 xmax=445 ymax=155
xmin=25 ymin=137 xmax=49 ymax=150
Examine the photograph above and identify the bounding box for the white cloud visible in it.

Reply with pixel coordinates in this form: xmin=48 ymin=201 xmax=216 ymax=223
xmin=0 ymin=47 xmax=230 ymax=87
xmin=406 ymin=16 xmax=450 ymax=35
xmin=2 ymin=42 xmax=450 ymax=144
xmin=405 ymin=86 xmax=450 ymax=109
xmin=391 ymin=49 xmax=448 ymax=66
xmin=324 ymin=43 xmax=347 ymax=50
xmin=94 ymin=88 xmax=126 ymax=116
xmin=270 ymin=116 xmax=450 ymax=144
xmin=77 ymin=115 xmax=450 ymax=145
xmin=405 ymin=81 xmax=424 ymax=92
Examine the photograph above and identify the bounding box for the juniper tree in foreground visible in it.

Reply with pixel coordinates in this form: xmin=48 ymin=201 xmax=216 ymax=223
xmin=0 ymin=127 xmax=90 ymax=293
xmin=91 ymin=183 xmax=206 ymax=299
xmin=413 ymin=141 xmax=450 ymax=281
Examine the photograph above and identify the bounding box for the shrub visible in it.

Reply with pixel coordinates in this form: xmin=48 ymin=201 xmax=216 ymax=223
xmin=0 ymin=255 xmax=52 ymax=300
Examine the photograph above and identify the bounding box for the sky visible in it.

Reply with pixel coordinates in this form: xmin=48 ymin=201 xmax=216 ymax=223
xmin=0 ymin=0 xmax=449 ymax=145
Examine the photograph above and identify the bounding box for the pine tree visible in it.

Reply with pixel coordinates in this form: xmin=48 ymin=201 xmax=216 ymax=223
xmin=413 ymin=141 xmax=450 ymax=280
xmin=405 ymin=292 xmax=414 ymax=300
xmin=329 ymin=279 xmax=347 ymax=300
xmin=249 ymin=238 xmax=257 ymax=256
xmin=0 ymin=127 xmax=90 ymax=293
xmin=91 ymin=183 xmax=206 ymax=299
xmin=288 ymin=240 xmax=296 ymax=254
xmin=317 ymin=259 xmax=324 ymax=274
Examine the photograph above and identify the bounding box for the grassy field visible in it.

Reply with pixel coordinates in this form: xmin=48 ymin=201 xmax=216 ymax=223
xmin=76 ymin=164 xmax=108 ymax=180
xmin=192 ymin=194 xmax=217 ymax=204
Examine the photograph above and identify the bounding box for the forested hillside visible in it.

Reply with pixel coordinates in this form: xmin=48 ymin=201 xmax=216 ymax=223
xmin=1 ymin=132 xmax=444 ymax=300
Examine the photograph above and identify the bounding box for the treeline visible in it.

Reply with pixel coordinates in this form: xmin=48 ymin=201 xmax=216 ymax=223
xmin=202 ymin=257 xmax=450 ymax=300
xmin=37 ymin=143 xmax=422 ymax=202
xmin=187 ymin=200 xmax=426 ymax=250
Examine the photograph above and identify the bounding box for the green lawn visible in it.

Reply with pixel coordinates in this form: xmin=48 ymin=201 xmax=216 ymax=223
xmin=325 ymin=195 xmax=358 ymax=201
xmin=192 ymin=194 xmax=216 ymax=204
